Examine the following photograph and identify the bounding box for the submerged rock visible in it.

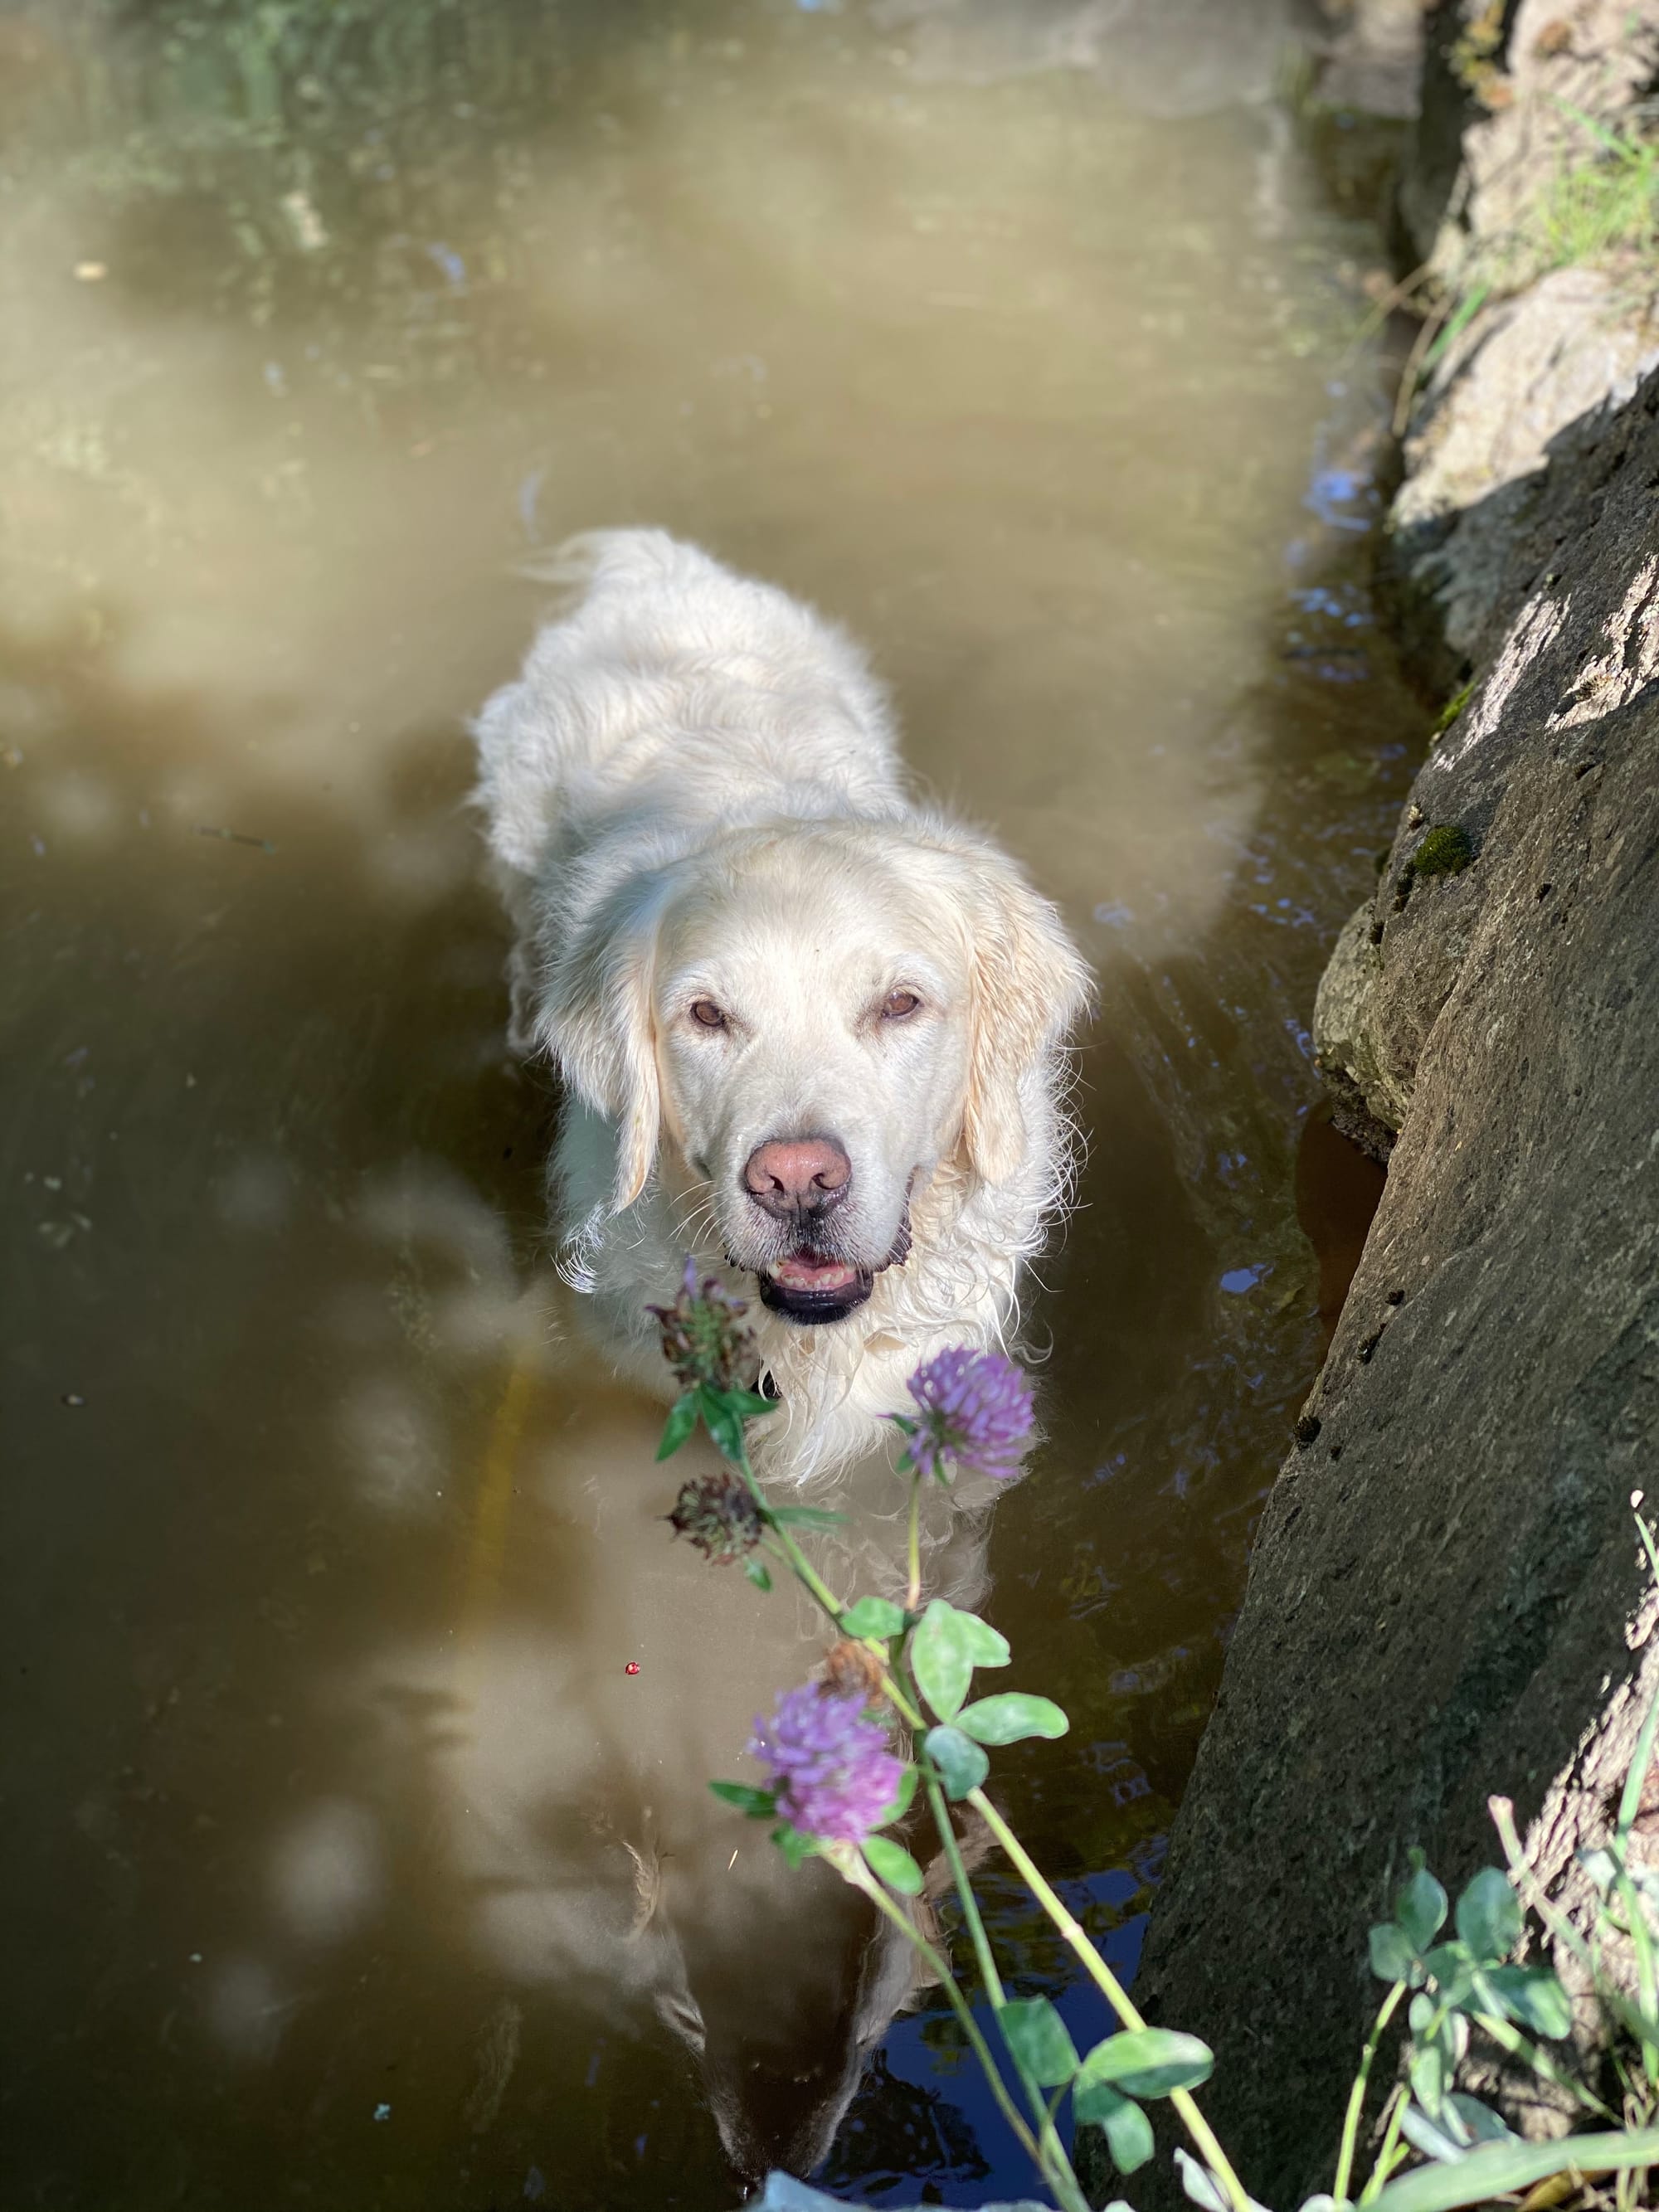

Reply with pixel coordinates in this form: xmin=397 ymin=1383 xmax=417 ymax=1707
xmin=1136 ymin=366 xmax=1659 ymax=2206
xmin=869 ymin=0 xmax=1310 ymax=114
xmin=1313 ymin=0 xmax=1425 ymax=119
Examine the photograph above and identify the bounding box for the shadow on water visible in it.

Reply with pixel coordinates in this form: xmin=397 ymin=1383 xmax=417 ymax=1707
xmin=2 ymin=4 xmax=1422 ymax=2205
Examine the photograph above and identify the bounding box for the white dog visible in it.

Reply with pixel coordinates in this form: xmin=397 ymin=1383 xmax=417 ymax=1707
xmin=473 ymin=530 xmax=1091 ymax=1481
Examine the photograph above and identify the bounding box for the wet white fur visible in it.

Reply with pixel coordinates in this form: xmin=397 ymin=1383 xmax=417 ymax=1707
xmin=473 ymin=530 xmax=1091 ymax=1482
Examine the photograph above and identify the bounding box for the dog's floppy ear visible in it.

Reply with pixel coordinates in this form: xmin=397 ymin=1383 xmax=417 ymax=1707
xmin=535 ymin=873 xmax=670 ymax=1213
xmin=959 ymin=846 xmax=1092 ymax=1188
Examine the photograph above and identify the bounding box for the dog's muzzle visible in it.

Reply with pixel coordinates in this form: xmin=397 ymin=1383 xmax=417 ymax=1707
xmin=750 ymin=1201 xmax=912 ymax=1328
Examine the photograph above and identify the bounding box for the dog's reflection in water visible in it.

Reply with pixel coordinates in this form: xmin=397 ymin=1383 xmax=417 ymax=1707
xmin=365 ymin=1373 xmax=1005 ymax=2184
xmin=649 ymin=1795 xmax=931 ymax=2180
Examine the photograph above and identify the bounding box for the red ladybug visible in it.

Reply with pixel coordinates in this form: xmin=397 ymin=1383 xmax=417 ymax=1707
xmin=624 ymin=1661 xmax=641 ymax=1675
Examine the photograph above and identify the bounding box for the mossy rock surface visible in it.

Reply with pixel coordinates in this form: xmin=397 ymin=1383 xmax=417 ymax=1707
xmin=1413 ymin=822 xmax=1474 ymax=878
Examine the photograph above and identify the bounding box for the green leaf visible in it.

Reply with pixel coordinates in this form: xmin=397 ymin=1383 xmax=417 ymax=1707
xmin=767 ymin=1505 xmax=846 ymax=1528
xmin=1454 ymin=1868 xmax=1523 ymax=1962
xmin=1407 ymin=1997 xmax=1466 ymax=2074
xmin=1408 ymin=1991 xmax=1464 ymax=2054
xmin=698 ymin=1387 xmax=752 ymax=1465
xmin=839 ymin=1597 xmax=909 ymax=1640
xmin=1433 ymin=2008 xmax=1470 ymax=2069
xmin=1398 ymin=2104 xmax=1464 ymax=2166
xmin=952 ymin=1609 xmax=1011 ymax=1665
xmin=1370 ymin=1922 xmax=1417 ymax=1984
xmin=716 ymin=1388 xmax=778 ymax=1422
xmin=1421 ymin=1943 xmax=1475 ymax=2014
xmin=1410 ymin=2039 xmax=1447 ymax=2118
xmin=1422 ymin=1939 xmax=1471 ymax=1986
xmin=909 ymin=1600 xmax=1008 ymax=1721
xmin=655 ymin=1393 xmax=699 ymax=1461
xmin=1367 ymin=2127 xmax=1659 ymax=2212
xmin=703 ymin=1388 xmax=747 ymax=1460
xmin=872 ymin=1765 xmax=919 ymax=1828
xmin=771 ymin=1823 xmax=818 ymax=1869
xmin=743 ymin=1558 xmax=772 ymax=1592
xmin=999 ymin=1998 xmax=1078 ymax=2086
xmin=924 ymin=1723 xmax=989 ymax=1800
xmin=862 ymin=1835 xmax=925 ymax=1895
xmin=1579 ymin=1845 xmax=1618 ymax=1893
xmin=1618 ymin=1553 xmax=1659 ymax=1842
xmin=709 ymin=1781 xmax=777 ymax=1818
xmin=1077 ymin=2028 xmax=1214 ymax=2100
xmin=955 ymin=1694 xmax=1068 ymax=1746
xmin=1073 ymin=2083 xmax=1155 ymax=2174
xmin=1100 ymin=2094 xmax=1157 ymax=2177
xmin=1396 ymin=1860 xmax=1449 ymax=1952
xmin=1443 ymin=2093 xmax=1515 ymax=2146
xmin=1477 ymin=1965 xmax=1572 ymax=2039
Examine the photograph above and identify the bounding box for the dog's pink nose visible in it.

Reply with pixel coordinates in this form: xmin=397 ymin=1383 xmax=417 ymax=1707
xmin=742 ymin=1136 xmax=851 ymax=1217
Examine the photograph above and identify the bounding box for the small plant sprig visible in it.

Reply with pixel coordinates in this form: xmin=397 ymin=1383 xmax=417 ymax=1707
xmin=654 ymin=1263 xmax=1659 ymax=2212
xmin=654 ymin=1261 xmax=1248 ymax=2212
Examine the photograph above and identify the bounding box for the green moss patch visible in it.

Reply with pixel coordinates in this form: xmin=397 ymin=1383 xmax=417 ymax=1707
xmin=1414 ymin=824 xmax=1475 ymax=878
xmin=1433 ymin=680 xmax=1476 ymax=738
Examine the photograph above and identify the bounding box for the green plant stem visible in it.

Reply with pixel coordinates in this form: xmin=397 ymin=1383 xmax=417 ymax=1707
xmin=1335 ymin=1981 xmax=1406 ymax=2205
xmin=1359 ymin=2083 xmax=1410 ymax=2205
xmin=1616 ymin=1515 xmax=1659 ymax=1848
xmin=966 ymin=1787 xmax=1252 ymax=2212
xmin=1488 ymin=1795 xmax=1598 ymax=1974
xmin=740 ymin=1445 xmax=930 ymax=1731
xmin=912 ymin=1716 xmax=1087 ymax=2212
xmin=740 ymin=1456 xmax=1078 ymax=2204
xmin=1468 ymin=2004 xmax=1615 ymax=2122
xmin=836 ymin=1850 xmax=1048 ymax=2176
xmin=732 ymin=1419 xmax=1247 ymax=2211
xmin=905 ymin=1468 xmax=922 ymax=1612
xmin=1613 ymin=1863 xmax=1659 ymax=2088
xmin=734 ymin=1451 xmax=851 ymax=1622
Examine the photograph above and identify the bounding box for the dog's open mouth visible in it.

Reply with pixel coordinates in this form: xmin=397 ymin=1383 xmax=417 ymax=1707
xmin=757 ymin=1249 xmax=873 ymax=1325
xmin=771 ymin=1252 xmax=862 ymax=1296
xmin=752 ymin=1202 xmax=912 ymax=1327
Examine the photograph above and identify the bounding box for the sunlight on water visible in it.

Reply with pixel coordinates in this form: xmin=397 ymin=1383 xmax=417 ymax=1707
xmin=2 ymin=5 xmax=1418 ymax=2204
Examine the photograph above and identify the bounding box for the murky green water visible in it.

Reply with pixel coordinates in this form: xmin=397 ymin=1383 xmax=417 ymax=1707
xmin=2 ymin=6 xmax=1419 ymax=2205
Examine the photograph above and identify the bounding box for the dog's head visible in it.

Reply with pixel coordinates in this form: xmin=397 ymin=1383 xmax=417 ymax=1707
xmin=537 ymin=816 xmax=1091 ymax=1324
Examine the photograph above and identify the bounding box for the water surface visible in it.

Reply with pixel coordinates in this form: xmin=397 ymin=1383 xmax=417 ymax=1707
xmin=2 ymin=7 xmax=1418 ymax=2205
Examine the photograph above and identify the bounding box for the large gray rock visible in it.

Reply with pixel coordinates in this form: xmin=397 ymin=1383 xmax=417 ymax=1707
xmin=1135 ymin=372 xmax=1659 ymax=2208
xmin=1380 ymin=0 xmax=1659 ymax=689
xmin=1384 ymin=269 xmax=1659 ymax=680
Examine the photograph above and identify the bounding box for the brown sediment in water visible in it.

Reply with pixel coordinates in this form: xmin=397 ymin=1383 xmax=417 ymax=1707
xmin=0 ymin=7 xmax=1423 ymax=2204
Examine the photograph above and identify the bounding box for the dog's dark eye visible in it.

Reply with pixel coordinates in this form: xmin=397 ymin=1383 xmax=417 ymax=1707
xmin=882 ymin=989 xmax=922 ymax=1022
xmin=689 ymin=999 xmax=727 ymax=1030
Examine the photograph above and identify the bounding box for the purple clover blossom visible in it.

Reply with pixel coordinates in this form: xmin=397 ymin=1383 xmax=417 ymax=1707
xmin=748 ymin=1685 xmax=903 ymax=1843
xmin=897 ymin=1345 xmax=1035 ymax=1484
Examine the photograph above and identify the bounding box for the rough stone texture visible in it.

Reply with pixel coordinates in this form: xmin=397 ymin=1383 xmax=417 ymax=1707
xmin=1135 ymin=372 xmax=1659 ymax=2210
xmin=1380 ymin=0 xmax=1659 ymax=690
xmin=1399 ymin=0 xmax=1659 ymax=277
xmin=1385 ymin=270 xmax=1659 ymax=678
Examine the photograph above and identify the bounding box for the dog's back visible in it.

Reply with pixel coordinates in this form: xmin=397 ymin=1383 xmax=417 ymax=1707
xmin=473 ymin=530 xmax=905 ymax=887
